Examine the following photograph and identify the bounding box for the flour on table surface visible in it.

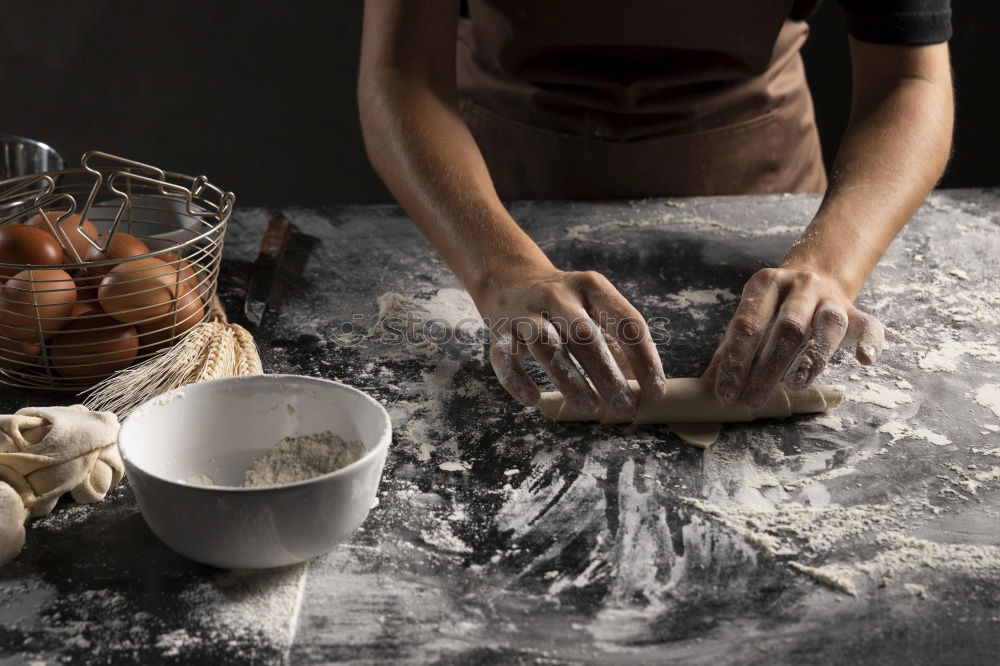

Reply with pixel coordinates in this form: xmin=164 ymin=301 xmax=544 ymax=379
xmin=877 ymin=421 xmax=951 ymax=447
xmin=975 ymin=384 xmax=1000 ymax=418
xmin=850 ymin=382 xmax=913 ymax=409
xmin=1 ymin=482 xmax=305 ymax=664
xmin=305 ymin=197 xmax=1000 ymax=655
xmin=658 ymin=288 xmax=739 ymax=309
xmin=788 ymin=561 xmax=858 ymax=597
xmin=918 ymin=340 xmax=1000 ymax=372
xmin=811 ymin=414 xmax=844 ymax=431
xmin=366 ymin=288 xmax=484 ymax=361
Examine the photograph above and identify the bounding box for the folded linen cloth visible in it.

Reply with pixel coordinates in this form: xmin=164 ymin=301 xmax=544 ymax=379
xmin=0 ymin=405 xmax=123 ymax=566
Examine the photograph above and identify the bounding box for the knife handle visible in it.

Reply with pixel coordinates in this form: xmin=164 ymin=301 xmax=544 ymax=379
xmin=256 ymin=216 xmax=292 ymax=268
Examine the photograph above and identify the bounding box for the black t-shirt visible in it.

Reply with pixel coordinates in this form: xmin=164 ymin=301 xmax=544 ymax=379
xmin=794 ymin=0 xmax=952 ymax=45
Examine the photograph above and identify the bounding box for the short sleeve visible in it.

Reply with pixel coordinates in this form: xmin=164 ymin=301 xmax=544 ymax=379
xmin=836 ymin=0 xmax=952 ymax=45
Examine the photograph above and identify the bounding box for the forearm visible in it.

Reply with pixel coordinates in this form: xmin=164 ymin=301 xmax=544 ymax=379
xmin=784 ymin=43 xmax=953 ymax=299
xmin=359 ymin=72 xmax=552 ymax=300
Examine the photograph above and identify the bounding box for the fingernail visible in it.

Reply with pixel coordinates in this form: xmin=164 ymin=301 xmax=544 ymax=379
xmin=717 ymin=384 xmax=738 ymax=405
xmin=858 ymin=344 xmax=876 ymax=364
xmin=787 ymin=368 xmax=808 ymax=388
xmin=649 ymin=374 xmax=669 ymax=399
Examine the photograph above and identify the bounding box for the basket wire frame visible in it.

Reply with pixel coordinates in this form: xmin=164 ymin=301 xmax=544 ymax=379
xmin=0 ymin=151 xmax=234 ymax=390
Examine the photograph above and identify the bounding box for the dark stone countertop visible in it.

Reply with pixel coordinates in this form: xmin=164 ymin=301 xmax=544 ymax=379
xmin=1 ymin=190 xmax=999 ymax=665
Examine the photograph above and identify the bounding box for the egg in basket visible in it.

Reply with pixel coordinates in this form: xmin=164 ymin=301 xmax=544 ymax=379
xmin=0 ymin=151 xmax=234 ymax=389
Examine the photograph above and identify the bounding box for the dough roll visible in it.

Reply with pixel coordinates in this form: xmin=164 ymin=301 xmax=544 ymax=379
xmin=537 ymin=378 xmax=844 ymax=424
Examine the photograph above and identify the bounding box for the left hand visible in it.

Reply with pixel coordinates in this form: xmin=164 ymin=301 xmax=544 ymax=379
xmin=704 ymin=266 xmax=885 ymax=407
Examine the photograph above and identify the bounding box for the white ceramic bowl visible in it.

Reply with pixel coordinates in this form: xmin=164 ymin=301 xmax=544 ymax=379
xmin=89 ymin=195 xmax=204 ymax=251
xmin=118 ymin=374 xmax=391 ymax=569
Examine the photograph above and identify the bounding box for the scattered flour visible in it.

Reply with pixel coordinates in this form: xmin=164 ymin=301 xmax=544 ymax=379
xmin=788 ymin=561 xmax=858 ymax=596
xmin=243 ymin=432 xmax=367 ymax=487
xmin=423 ymin=288 xmax=483 ymax=332
xmin=564 ymin=218 xmax=659 ymax=242
xmin=420 ymin=521 xmax=473 ymax=553
xmin=918 ymin=340 xmax=1000 ymax=372
xmin=811 ymin=414 xmax=844 ymax=431
xmin=912 ymin=429 xmax=951 ymax=446
xmin=660 ymin=288 xmax=739 ymax=309
xmin=852 ymin=383 xmax=913 ymax=409
xmin=857 ymin=533 xmax=1000 ymax=579
xmin=369 ymin=289 xmax=484 ymax=361
xmin=877 ymin=421 xmax=951 ymax=446
xmin=975 ymin=384 xmax=1000 ymax=418
xmin=974 ymin=466 xmax=1000 ymax=483
xmin=156 ymin=629 xmax=200 ymax=657
xmin=179 ymin=565 xmax=308 ymax=650
xmin=685 ymin=500 xmax=897 ymax=556
xmin=782 ymin=465 xmax=858 ymax=490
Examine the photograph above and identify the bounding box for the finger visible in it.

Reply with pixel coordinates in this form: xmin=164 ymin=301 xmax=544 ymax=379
xmin=520 ymin=318 xmax=599 ymax=414
xmin=701 ymin=342 xmax=725 ymax=382
xmin=743 ymin=287 xmax=815 ymax=408
xmin=713 ymin=269 xmax=783 ymax=405
xmin=785 ymin=301 xmax=849 ymax=389
xmin=553 ymin=309 xmax=636 ymax=419
xmin=848 ymin=310 xmax=885 ymax=365
xmin=602 ymin=329 xmax=636 ymax=380
xmin=583 ymin=277 xmax=667 ymax=398
xmin=489 ymin=333 xmax=540 ymax=407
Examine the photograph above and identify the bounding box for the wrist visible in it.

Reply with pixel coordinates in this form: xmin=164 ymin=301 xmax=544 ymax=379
xmin=467 ymin=254 xmax=556 ymax=304
xmin=781 ymin=256 xmax=861 ymax=301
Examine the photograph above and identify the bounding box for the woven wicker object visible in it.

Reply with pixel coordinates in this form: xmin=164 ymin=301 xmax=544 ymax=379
xmin=84 ymin=296 xmax=263 ymax=419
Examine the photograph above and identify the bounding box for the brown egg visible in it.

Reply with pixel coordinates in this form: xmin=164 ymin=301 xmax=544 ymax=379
xmin=98 ymin=257 xmax=181 ymax=324
xmin=80 ymin=232 xmax=151 ymax=293
xmin=25 ymin=212 xmax=99 ymax=263
xmin=159 ymin=252 xmax=200 ymax=293
xmin=0 ymin=269 xmax=77 ymax=340
xmin=0 ymin=225 xmax=64 ymax=280
xmin=137 ymin=286 xmax=205 ymax=352
xmin=0 ymin=335 xmax=40 ymax=370
xmin=50 ymin=314 xmax=138 ymax=379
xmin=69 ymin=302 xmax=98 ymax=319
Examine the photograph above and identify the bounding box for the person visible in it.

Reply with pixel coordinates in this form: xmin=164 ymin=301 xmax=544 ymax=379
xmin=358 ymin=0 xmax=953 ymax=419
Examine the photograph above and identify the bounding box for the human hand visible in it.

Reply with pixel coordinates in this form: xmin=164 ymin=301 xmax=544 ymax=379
xmin=476 ymin=266 xmax=667 ymax=418
xmin=705 ymin=267 xmax=884 ymax=407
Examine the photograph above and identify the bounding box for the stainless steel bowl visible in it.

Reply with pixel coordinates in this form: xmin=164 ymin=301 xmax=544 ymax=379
xmin=0 ymin=134 xmax=64 ymax=179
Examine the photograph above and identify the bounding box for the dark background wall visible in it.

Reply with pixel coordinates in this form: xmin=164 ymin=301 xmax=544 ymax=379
xmin=0 ymin=2 xmax=993 ymax=206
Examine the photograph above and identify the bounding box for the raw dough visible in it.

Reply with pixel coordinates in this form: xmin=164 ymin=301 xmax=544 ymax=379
xmin=669 ymin=422 xmax=723 ymax=449
xmin=538 ymin=378 xmax=844 ymax=448
xmin=0 ymin=405 xmax=123 ymax=566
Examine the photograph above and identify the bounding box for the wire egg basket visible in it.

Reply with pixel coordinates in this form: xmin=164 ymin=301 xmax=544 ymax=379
xmin=0 ymin=151 xmax=234 ymax=390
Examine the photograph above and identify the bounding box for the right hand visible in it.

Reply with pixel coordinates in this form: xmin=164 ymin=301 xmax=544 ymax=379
xmin=474 ymin=265 xmax=667 ymax=419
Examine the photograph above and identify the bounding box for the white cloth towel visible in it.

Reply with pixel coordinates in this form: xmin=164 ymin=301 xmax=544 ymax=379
xmin=0 ymin=405 xmax=123 ymax=566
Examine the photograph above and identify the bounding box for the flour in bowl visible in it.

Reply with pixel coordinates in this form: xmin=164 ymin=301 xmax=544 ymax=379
xmin=242 ymin=431 xmax=367 ymax=488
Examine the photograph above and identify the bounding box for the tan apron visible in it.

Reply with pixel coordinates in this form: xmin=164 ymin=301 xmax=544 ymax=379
xmin=457 ymin=1 xmax=827 ymax=200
